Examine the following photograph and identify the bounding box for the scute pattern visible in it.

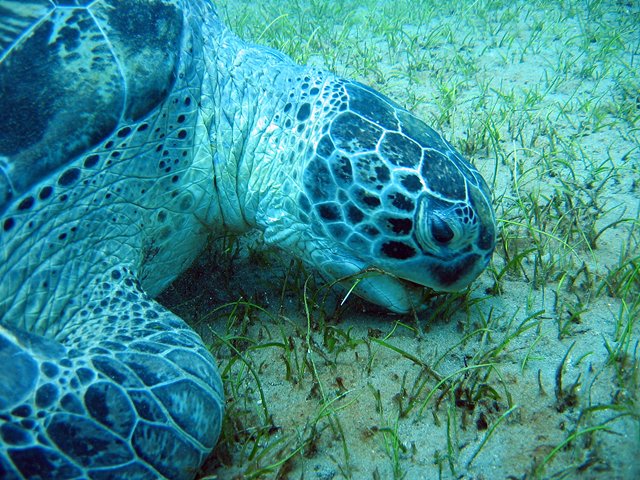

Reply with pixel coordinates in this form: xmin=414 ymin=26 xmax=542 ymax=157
xmin=299 ymin=80 xmax=494 ymax=272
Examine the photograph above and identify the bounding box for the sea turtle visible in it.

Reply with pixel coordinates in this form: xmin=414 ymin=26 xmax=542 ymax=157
xmin=0 ymin=0 xmax=495 ymax=478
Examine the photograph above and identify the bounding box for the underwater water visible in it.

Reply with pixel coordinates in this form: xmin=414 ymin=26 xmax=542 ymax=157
xmin=160 ymin=0 xmax=639 ymax=479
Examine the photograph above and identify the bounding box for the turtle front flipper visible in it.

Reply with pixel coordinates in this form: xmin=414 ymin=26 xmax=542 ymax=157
xmin=0 ymin=266 xmax=223 ymax=480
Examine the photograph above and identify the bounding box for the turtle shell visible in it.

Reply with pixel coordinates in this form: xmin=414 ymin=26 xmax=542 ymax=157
xmin=0 ymin=0 xmax=184 ymax=212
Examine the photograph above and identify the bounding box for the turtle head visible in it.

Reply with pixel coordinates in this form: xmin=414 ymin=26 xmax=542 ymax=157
xmin=264 ymin=80 xmax=496 ymax=313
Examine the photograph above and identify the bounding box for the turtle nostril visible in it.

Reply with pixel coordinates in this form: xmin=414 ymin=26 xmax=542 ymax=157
xmin=431 ymin=216 xmax=454 ymax=244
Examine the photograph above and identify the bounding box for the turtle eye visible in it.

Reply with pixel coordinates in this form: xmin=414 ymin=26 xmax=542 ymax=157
xmin=431 ymin=216 xmax=454 ymax=244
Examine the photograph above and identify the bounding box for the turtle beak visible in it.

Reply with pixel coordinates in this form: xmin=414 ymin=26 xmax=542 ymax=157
xmin=315 ymin=252 xmax=429 ymax=313
xmin=346 ymin=271 xmax=430 ymax=313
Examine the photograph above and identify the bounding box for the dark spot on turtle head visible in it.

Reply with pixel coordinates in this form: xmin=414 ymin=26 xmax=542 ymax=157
xmin=364 ymin=195 xmax=380 ymax=207
xmin=2 ymin=218 xmax=14 ymax=231
xmin=18 ymin=196 xmax=35 ymax=211
xmin=85 ymin=382 xmax=134 ymax=436
xmin=352 ymin=154 xmax=389 ymax=191
xmin=353 ymin=187 xmax=381 ymax=209
xmin=345 ymin=203 xmax=364 ymax=224
xmin=158 ymin=226 xmax=172 ymax=240
xmin=387 ymin=217 xmax=413 ymax=235
xmin=297 ymin=103 xmax=311 ymax=121
xmin=57 ymin=24 xmax=81 ymax=51
xmin=20 ymin=418 xmax=36 ymax=429
xmin=117 ymin=127 xmax=131 ymax=138
xmin=58 ymin=168 xmax=80 ymax=187
xmin=39 ymin=186 xmax=53 ymax=200
xmin=45 ymin=414 xmax=131 ymax=468
xmin=381 ymin=241 xmax=416 ymax=259
xmin=83 ymin=154 xmax=99 ymax=168
xmin=177 ymin=130 xmax=187 ymax=139
xmin=400 ymin=173 xmax=422 ymax=193
xmin=317 ymin=203 xmax=342 ymax=222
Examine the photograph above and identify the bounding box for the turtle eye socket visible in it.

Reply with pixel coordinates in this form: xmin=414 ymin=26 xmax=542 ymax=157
xmin=431 ymin=216 xmax=454 ymax=244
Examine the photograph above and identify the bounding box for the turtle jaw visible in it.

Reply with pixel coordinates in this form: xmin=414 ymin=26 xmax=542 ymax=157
xmin=344 ymin=254 xmax=490 ymax=314
xmin=350 ymin=272 xmax=431 ymax=314
xmin=315 ymin=248 xmax=492 ymax=313
xmin=399 ymin=250 xmax=493 ymax=293
xmin=315 ymin=252 xmax=431 ymax=313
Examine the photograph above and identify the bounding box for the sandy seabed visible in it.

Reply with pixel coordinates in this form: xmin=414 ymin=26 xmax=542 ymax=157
xmin=161 ymin=1 xmax=639 ymax=478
